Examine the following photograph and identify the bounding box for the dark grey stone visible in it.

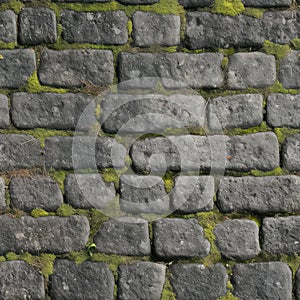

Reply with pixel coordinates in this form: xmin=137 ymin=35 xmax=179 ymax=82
xmin=118 ymin=262 xmax=166 ymax=300
xmin=61 ymin=10 xmax=127 ymax=45
xmin=132 ymin=12 xmax=180 ymax=47
xmin=0 ymin=10 xmax=16 ymax=43
xmin=215 ymin=219 xmax=260 ymax=260
xmin=0 ymin=95 xmax=9 ymax=128
xmin=232 ymin=262 xmax=292 ymax=300
xmin=39 ymin=49 xmax=114 ymax=88
xmin=65 ymin=173 xmax=116 ymax=209
xmin=171 ymin=176 xmax=214 ymax=213
xmin=0 ymin=215 xmax=89 ymax=254
xmin=178 ymin=0 xmax=213 ymax=8
xmin=0 ymin=261 xmax=45 ymax=300
xmin=228 ymin=52 xmax=276 ymax=89
xmin=51 ymin=260 xmax=114 ymax=300
xmin=279 ymin=51 xmax=300 ymax=89
xmin=0 ymin=50 xmax=36 ymax=89
xmin=94 ymin=218 xmax=151 ymax=255
xmin=0 ymin=178 xmax=5 ymax=211
xmin=18 ymin=8 xmax=56 ymax=45
xmin=208 ymin=94 xmax=263 ymax=130
xmin=296 ymin=267 xmax=300 ymax=300
xmin=282 ymin=134 xmax=300 ymax=171
xmin=118 ymin=0 xmax=158 ymax=4
xmin=242 ymin=0 xmax=291 ymax=6
xmin=153 ymin=218 xmax=210 ymax=258
xmin=170 ymin=264 xmax=227 ymax=300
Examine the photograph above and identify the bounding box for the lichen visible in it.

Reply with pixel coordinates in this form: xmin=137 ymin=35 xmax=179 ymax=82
xmin=262 ymin=40 xmax=291 ymax=60
xmin=30 ymin=208 xmax=49 ymax=218
xmin=56 ymin=204 xmax=75 ymax=217
xmin=243 ymin=8 xmax=264 ymax=18
xmin=291 ymin=38 xmax=300 ymax=50
xmin=212 ymin=0 xmax=245 ymax=16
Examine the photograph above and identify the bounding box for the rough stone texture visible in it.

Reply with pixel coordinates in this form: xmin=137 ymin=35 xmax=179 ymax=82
xmin=0 ymin=261 xmax=45 ymax=300
xmin=53 ymin=0 xmax=110 ymax=2
xmin=296 ymin=267 xmax=300 ymax=300
xmin=118 ymin=52 xmax=224 ymax=89
xmin=279 ymin=51 xmax=300 ymax=89
xmin=178 ymin=0 xmax=213 ymax=8
xmin=51 ymin=260 xmax=114 ymax=300
xmin=242 ymin=0 xmax=291 ymax=6
xmin=0 ymin=178 xmax=5 ymax=211
xmin=61 ymin=10 xmax=128 ymax=45
xmin=215 ymin=219 xmax=260 ymax=260
xmin=0 ymin=215 xmax=89 ymax=254
xmin=263 ymin=216 xmax=300 ymax=254
xmin=153 ymin=218 xmax=210 ymax=258
xmin=0 ymin=134 xmax=43 ymax=170
xmin=132 ymin=12 xmax=180 ymax=47
xmin=10 ymin=175 xmax=63 ymax=212
xmin=208 ymin=94 xmax=263 ymax=130
xmin=94 ymin=218 xmax=151 ymax=256
xmin=0 ymin=49 xmax=36 ymax=89
xmin=101 ymin=93 xmax=206 ymax=134
xmin=44 ymin=136 xmax=126 ymax=170
xmin=11 ymin=93 xmax=95 ymax=130
xmin=18 ymin=8 xmax=57 ymax=45
xmin=39 ymin=49 xmax=114 ymax=88
xmin=0 ymin=94 xmax=9 ymax=128
xmin=232 ymin=262 xmax=292 ymax=300
xmin=120 ymin=175 xmax=169 ymax=214
xmin=118 ymin=0 xmax=158 ymax=3
xmin=218 ymin=176 xmax=300 ymax=214
xmin=228 ymin=52 xmax=276 ymax=89
xmin=0 ymin=10 xmax=16 ymax=43
xmin=65 ymin=173 xmax=116 ymax=209
xmin=171 ymin=176 xmax=214 ymax=213
xmin=282 ymin=134 xmax=300 ymax=171
xmin=169 ymin=264 xmax=227 ymax=300
xmin=118 ymin=262 xmax=166 ymax=300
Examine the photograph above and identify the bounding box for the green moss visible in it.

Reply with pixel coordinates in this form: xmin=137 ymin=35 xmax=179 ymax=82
xmin=0 ymin=42 xmax=17 ymax=50
xmin=267 ymin=80 xmax=300 ymax=95
xmin=274 ymin=127 xmax=300 ymax=144
xmin=224 ymin=121 xmax=272 ymax=136
xmin=30 ymin=253 xmax=56 ymax=279
xmin=95 ymin=104 xmax=101 ymax=119
xmin=221 ymin=57 xmax=229 ymax=70
xmin=161 ymin=277 xmax=176 ymax=300
xmin=249 ymin=167 xmax=288 ymax=177
xmin=212 ymin=0 xmax=245 ymax=16
xmin=101 ymin=167 xmax=128 ymax=189
xmin=243 ymin=8 xmax=264 ymax=18
xmin=0 ymin=256 xmax=5 ymax=263
xmin=262 ymin=40 xmax=291 ymax=60
xmin=127 ymin=20 xmax=133 ymax=36
xmin=48 ymin=170 xmax=70 ymax=192
xmin=0 ymin=0 xmax=24 ymax=13
xmin=163 ymin=172 xmax=175 ymax=193
xmin=291 ymin=38 xmax=300 ymax=50
xmin=56 ymin=204 xmax=75 ymax=217
xmin=30 ymin=208 xmax=49 ymax=218
xmin=69 ymin=251 xmax=90 ymax=264
xmin=218 ymin=291 xmax=239 ymax=300
xmin=219 ymin=48 xmax=235 ymax=56
xmin=5 ymin=252 xmax=18 ymax=261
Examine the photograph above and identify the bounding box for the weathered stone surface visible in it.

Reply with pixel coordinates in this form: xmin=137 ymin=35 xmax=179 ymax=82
xmin=279 ymin=51 xmax=300 ymax=89
xmin=0 ymin=10 xmax=16 ymax=43
xmin=218 ymin=175 xmax=300 ymax=214
xmin=295 ymin=267 xmax=300 ymax=300
xmin=215 ymin=219 xmax=260 ymax=260
xmin=0 ymin=94 xmax=9 ymax=128
xmin=0 ymin=261 xmax=45 ymax=300
xmin=10 ymin=175 xmax=63 ymax=212
xmin=39 ymin=49 xmax=114 ymax=88
xmin=51 ymin=260 xmax=114 ymax=300
xmin=118 ymin=262 xmax=166 ymax=300
xmin=65 ymin=173 xmax=116 ymax=209
xmin=228 ymin=52 xmax=276 ymax=89
xmin=45 ymin=136 xmax=126 ymax=170
xmin=0 ymin=215 xmax=89 ymax=254
xmin=171 ymin=176 xmax=214 ymax=213
xmin=263 ymin=216 xmax=300 ymax=254
xmin=242 ymin=0 xmax=291 ymax=6
xmin=0 ymin=50 xmax=36 ymax=88
xmin=208 ymin=94 xmax=263 ymax=130
xmin=153 ymin=218 xmax=210 ymax=258
xmin=170 ymin=264 xmax=227 ymax=300
xmin=178 ymin=0 xmax=213 ymax=8
xmin=19 ymin=8 xmax=56 ymax=45
xmin=94 ymin=218 xmax=151 ymax=256
xmin=101 ymin=93 xmax=206 ymax=134
xmin=282 ymin=134 xmax=300 ymax=171
xmin=118 ymin=52 xmax=224 ymax=89
xmin=53 ymin=0 xmax=110 ymax=2
xmin=61 ymin=10 xmax=128 ymax=45
xmin=132 ymin=12 xmax=180 ymax=47
xmin=232 ymin=262 xmax=292 ymax=300
xmin=11 ymin=92 xmax=95 ymax=130
xmin=120 ymin=175 xmax=169 ymax=214
xmin=0 ymin=178 xmax=5 ymax=211
xmin=118 ymin=0 xmax=158 ymax=3
xmin=0 ymin=134 xmax=43 ymax=170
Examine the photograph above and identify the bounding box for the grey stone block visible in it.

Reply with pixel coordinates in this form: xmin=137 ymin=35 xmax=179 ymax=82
xmin=282 ymin=134 xmax=300 ymax=171
xmin=215 ymin=219 xmax=260 ymax=260
xmin=61 ymin=10 xmax=127 ymax=45
xmin=279 ymin=51 xmax=300 ymax=89
xmin=296 ymin=267 xmax=300 ymax=300
xmin=178 ymin=0 xmax=213 ymax=8
xmin=232 ymin=262 xmax=292 ymax=300
xmin=94 ymin=218 xmax=151 ymax=255
xmin=51 ymin=260 xmax=114 ymax=300
xmin=10 ymin=175 xmax=63 ymax=212
xmin=0 ymin=261 xmax=45 ymax=300
xmin=65 ymin=173 xmax=116 ymax=209
xmin=153 ymin=218 xmax=210 ymax=258
xmin=39 ymin=49 xmax=114 ymax=88
xmin=242 ymin=0 xmax=291 ymax=6
xmin=170 ymin=264 xmax=227 ymax=300
xmin=208 ymin=94 xmax=263 ymax=130
xmin=171 ymin=176 xmax=214 ymax=213
xmin=0 ymin=178 xmax=5 ymax=211
xmin=0 ymin=10 xmax=16 ymax=43
xmin=19 ymin=8 xmax=57 ymax=45
xmin=0 ymin=215 xmax=89 ymax=254
xmin=132 ymin=12 xmax=180 ymax=47
xmin=118 ymin=52 xmax=224 ymax=89
xmin=45 ymin=136 xmax=126 ymax=170
xmin=228 ymin=52 xmax=276 ymax=89
xmin=118 ymin=261 xmax=166 ymax=300
xmin=0 ymin=50 xmax=36 ymax=89
xmin=0 ymin=94 xmax=9 ymax=128
xmin=11 ymin=92 xmax=95 ymax=130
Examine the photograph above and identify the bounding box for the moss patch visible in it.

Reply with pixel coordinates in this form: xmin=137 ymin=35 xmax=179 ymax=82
xmin=48 ymin=170 xmax=70 ymax=192
xmin=68 ymin=251 xmax=90 ymax=264
xmin=30 ymin=208 xmax=49 ymax=218
xmin=0 ymin=0 xmax=24 ymax=13
xmin=243 ymin=8 xmax=264 ymax=18
xmin=249 ymin=167 xmax=288 ymax=177
xmin=224 ymin=121 xmax=272 ymax=136
xmin=267 ymin=80 xmax=300 ymax=95
xmin=218 ymin=291 xmax=239 ymax=300
xmin=101 ymin=167 xmax=128 ymax=189
xmin=274 ymin=127 xmax=300 ymax=144
xmin=56 ymin=204 xmax=75 ymax=217
xmin=162 ymin=172 xmax=175 ymax=193
xmin=262 ymin=40 xmax=291 ymax=60
xmin=161 ymin=276 xmax=176 ymax=300
xmin=0 ymin=42 xmax=17 ymax=50
xmin=213 ymin=0 xmax=245 ymax=16
xmin=291 ymin=38 xmax=300 ymax=50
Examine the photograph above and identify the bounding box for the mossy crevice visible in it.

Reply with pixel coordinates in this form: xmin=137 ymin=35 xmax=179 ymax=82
xmin=224 ymin=121 xmax=272 ymax=136
xmin=0 ymin=0 xmax=24 ymax=13
xmin=212 ymin=0 xmax=245 ymax=16
xmin=262 ymin=40 xmax=291 ymax=60
xmin=274 ymin=127 xmax=300 ymax=144
xmin=30 ymin=208 xmax=49 ymax=218
xmin=0 ymin=42 xmax=17 ymax=50
xmin=161 ymin=276 xmax=176 ymax=300
xmin=291 ymin=38 xmax=300 ymax=50
xmin=243 ymin=8 xmax=264 ymax=19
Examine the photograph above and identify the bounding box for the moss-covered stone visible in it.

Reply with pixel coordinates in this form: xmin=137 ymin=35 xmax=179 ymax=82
xmin=30 ymin=208 xmax=49 ymax=218
xmin=213 ymin=0 xmax=245 ymax=16
xmin=224 ymin=121 xmax=272 ymax=136
xmin=274 ymin=127 xmax=300 ymax=144
xmin=291 ymin=38 xmax=300 ymax=50
xmin=243 ymin=8 xmax=264 ymax=18
xmin=0 ymin=0 xmax=24 ymax=14
xmin=263 ymin=40 xmax=291 ymax=60
xmin=56 ymin=203 xmax=75 ymax=217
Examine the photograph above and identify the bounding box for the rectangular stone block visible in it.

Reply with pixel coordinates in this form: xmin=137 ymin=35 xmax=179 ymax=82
xmin=279 ymin=51 xmax=300 ymax=89
xmin=178 ymin=0 xmax=213 ymax=8
xmin=282 ymin=134 xmax=300 ymax=171
xmin=0 ymin=10 xmax=16 ymax=43
xmin=0 ymin=94 xmax=10 ymax=128
xmin=242 ymin=0 xmax=291 ymax=6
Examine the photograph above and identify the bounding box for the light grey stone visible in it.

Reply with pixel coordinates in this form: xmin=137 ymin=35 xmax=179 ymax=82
xmin=295 ymin=267 xmax=300 ymax=300
xmin=282 ymin=134 xmax=300 ymax=171
xmin=0 ymin=10 xmax=16 ymax=43
xmin=0 ymin=95 xmax=9 ymax=128
xmin=0 ymin=178 xmax=5 ymax=211
xmin=279 ymin=51 xmax=300 ymax=89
